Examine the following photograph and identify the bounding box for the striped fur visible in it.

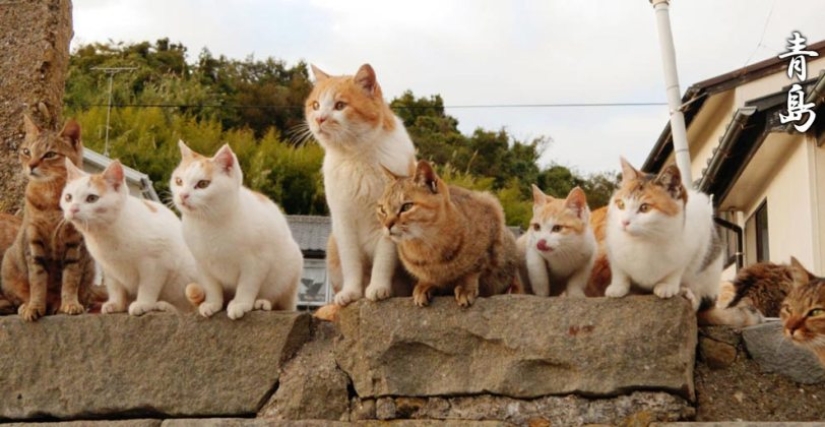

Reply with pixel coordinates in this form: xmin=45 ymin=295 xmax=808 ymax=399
xmin=780 ymin=265 xmax=825 ymax=366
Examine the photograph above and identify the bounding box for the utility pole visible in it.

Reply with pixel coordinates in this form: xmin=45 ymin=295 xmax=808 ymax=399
xmin=649 ymin=0 xmax=692 ymax=186
xmin=91 ymin=66 xmax=136 ymax=157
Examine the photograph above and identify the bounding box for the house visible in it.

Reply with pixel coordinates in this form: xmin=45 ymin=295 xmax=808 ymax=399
xmin=643 ymin=39 xmax=825 ymax=279
xmin=286 ymin=215 xmax=333 ymax=308
xmin=82 ymin=148 xmax=159 ymax=201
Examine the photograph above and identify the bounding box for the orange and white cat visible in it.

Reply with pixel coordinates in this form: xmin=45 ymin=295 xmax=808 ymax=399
xmin=172 ymin=142 xmax=302 ymax=318
xmin=517 ymin=186 xmax=595 ymax=297
xmin=305 ymin=64 xmax=416 ymax=306
xmin=62 ymin=159 xmax=195 ymax=315
xmin=604 ymin=158 xmax=722 ymax=310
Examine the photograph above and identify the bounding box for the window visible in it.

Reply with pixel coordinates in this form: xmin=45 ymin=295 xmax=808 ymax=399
xmin=755 ymin=201 xmax=769 ymax=262
xmin=298 ymin=258 xmax=331 ymax=307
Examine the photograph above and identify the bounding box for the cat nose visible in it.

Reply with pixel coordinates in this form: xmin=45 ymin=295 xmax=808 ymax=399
xmin=180 ymin=193 xmax=190 ymax=201
xmin=70 ymin=205 xmax=80 ymax=214
xmin=621 ymin=220 xmax=630 ymax=228
xmin=316 ymin=115 xmax=328 ymax=125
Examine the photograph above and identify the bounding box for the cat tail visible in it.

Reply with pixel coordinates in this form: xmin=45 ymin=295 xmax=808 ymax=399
xmin=697 ymin=298 xmax=764 ymax=328
xmin=185 ymin=283 xmax=206 ymax=307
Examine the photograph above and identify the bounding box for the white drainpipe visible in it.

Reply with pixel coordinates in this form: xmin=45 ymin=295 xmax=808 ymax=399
xmin=650 ymin=0 xmax=693 ymax=186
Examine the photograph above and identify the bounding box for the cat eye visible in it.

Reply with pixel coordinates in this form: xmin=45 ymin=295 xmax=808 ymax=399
xmin=174 ymin=177 xmax=183 ymax=186
xmin=311 ymin=101 xmax=320 ymax=110
xmin=638 ymin=203 xmax=651 ymax=213
xmin=532 ymin=223 xmax=540 ymax=231
xmin=21 ymin=148 xmax=31 ymax=157
xmin=615 ymin=199 xmax=625 ymax=210
xmin=195 ymin=180 xmax=211 ymax=189
xmin=551 ymin=225 xmax=563 ymax=233
xmin=334 ymin=101 xmax=347 ymax=111
xmin=64 ymin=194 xmax=72 ymax=202
xmin=808 ymin=308 xmax=825 ymax=317
xmin=400 ymin=202 xmax=413 ymax=213
xmin=43 ymin=151 xmax=57 ymax=159
xmin=85 ymin=194 xmax=99 ymax=203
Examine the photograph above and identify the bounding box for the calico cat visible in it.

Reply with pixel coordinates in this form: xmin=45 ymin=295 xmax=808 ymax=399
xmin=604 ymin=158 xmax=723 ymax=310
xmin=377 ymin=160 xmax=519 ymax=307
xmin=699 ymin=257 xmax=815 ymax=327
xmin=1 ymin=115 xmax=96 ymax=321
xmin=0 ymin=213 xmax=23 ymax=314
xmin=780 ymin=269 xmax=825 ymax=365
xmin=516 ymin=185 xmax=595 ymax=297
xmin=172 ymin=141 xmax=302 ymax=318
xmin=61 ymin=159 xmax=196 ymax=315
xmin=304 ymin=63 xmax=416 ymax=306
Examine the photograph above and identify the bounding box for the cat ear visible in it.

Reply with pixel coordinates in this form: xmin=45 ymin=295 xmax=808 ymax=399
xmin=565 ymin=186 xmax=589 ymax=219
xmin=531 ymin=184 xmax=548 ymax=206
xmin=178 ymin=140 xmax=194 ymax=160
xmin=64 ymin=157 xmax=85 ymax=182
xmin=790 ymin=256 xmax=817 ymax=286
xmin=103 ymin=160 xmax=125 ymax=191
xmin=23 ymin=114 xmax=40 ymax=137
xmin=654 ymin=165 xmax=685 ymax=200
xmin=213 ymin=144 xmax=236 ymax=175
xmin=354 ymin=64 xmax=379 ymax=96
xmin=60 ymin=119 xmax=82 ymax=149
xmin=310 ymin=64 xmax=330 ymax=82
xmin=414 ymin=160 xmax=440 ymax=194
xmin=619 ymin=157 xmax=641 ymax=183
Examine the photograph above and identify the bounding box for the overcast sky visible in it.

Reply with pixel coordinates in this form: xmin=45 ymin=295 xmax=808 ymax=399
xmin=72 ymin=0 xmax=825 ymax=175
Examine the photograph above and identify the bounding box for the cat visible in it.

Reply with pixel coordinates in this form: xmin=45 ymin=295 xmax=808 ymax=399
xmin=780 ymin=267 xmax=825 ymax=366
xmin=516 ymin=185 xmax=595 ymax=297
xmin=604 ymin=158 xmax=723 ymax=310
xmin=1 ymin=114 xmax=96 ymax=321
xmin=61 ymin=159 xmax=196 ymax=315
xmin=698 ymin=257 xmax=815 ymax=327
xmin=377 ymin=160 xmax=519 ymax=307
xmin=0 ymin=213 xmax=23 ymax=314
xmin=172 ymin=141 xmax=303 ymax=319
xmin=304 ymin=63 xmax=416 ymax=306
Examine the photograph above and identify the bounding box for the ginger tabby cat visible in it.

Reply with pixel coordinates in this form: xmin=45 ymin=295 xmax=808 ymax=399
xmin=377 ymin=160 xmax=519 ymax=307
xmin=1 ymin=115 xmax=96 ymax=321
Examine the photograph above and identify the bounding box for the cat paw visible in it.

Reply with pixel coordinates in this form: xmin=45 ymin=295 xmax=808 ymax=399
xmin=334 ymin=288 xmax=362 ymax=306
xmin=604 ymin=283 xmax=629 ymax=298
xmin=454 ymin=285 xmax=478 ymax=307
xmin=59 ymin=301 xmax=85 ymax=315
xmin=413 ymin=287 xmax=431 ymax=307
xmin=653 ymin=282 xmax=680 ymax=299
xmin=128 ymin=301 xmax=157 ymax=316
xmin=198 ymin=301 xmax=223 ymax=318
xmin=227 ymin=300 xmax=252 ymax=320
xmin=680 ymin=288 xmax=697 ymax=308
xmin=18 ymin=303 xmax=45 ymax=321
xmin=365 ymin=283 xmax=392 ymax=301
xmin=101 ymin=301 xmax=126 ymax=314
xmin=253 ymin=299 xmax=272 ymax=311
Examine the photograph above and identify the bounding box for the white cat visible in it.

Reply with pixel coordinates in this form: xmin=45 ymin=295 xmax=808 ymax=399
xmin=61 ymin=159 xmax=195 ymax=315
xmin=172 ymin=141 xmax=302 ymax=319
xmin=604 ymin=158 xmax=722 ymax=309
xmin=517 ymin=185 xmax=595 ymax=297
xmin=305 ymin=63 xmax=416 ymax=306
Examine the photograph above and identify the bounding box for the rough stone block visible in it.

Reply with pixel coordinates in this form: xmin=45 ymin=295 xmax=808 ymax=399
xmin=0 ymin=311 xmax=310 ymax=420
xmin=336 ymin=295 xmax=697 ymax=400
xmin=742 ymin=321 xmax=825 ymax=384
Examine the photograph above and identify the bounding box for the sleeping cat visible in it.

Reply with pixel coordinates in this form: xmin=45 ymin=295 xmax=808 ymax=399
xmin=780 ymin=269 xmax=825 ymax=366
xmin=172 ymin=141 xmax=302 ymax=318
xmin=305 ymin=63 xmax=416 ymax=306
xmin=377 ymin=160 xmax=519 ymax=307
xmin=517 ymin=185 xmax=595 ymax=297
xmin=62 ymin=159 xmax=195 ymax=315
xmin=699 ymin=257 xmax=815 ymax=327
xmin=604 ymin=158 xmax=723 ymax=310
xmin=1 ymin=115 xmax=96 ymax=321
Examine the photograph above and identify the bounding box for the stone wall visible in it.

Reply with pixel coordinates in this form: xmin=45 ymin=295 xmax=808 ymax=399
xmin=0 ymin=0 xmax=72 ymax=213
xmin=1 ymin=295 xmax=823 ymax=426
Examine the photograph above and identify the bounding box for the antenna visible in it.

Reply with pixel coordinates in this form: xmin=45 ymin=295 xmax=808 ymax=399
xmin=91 ymin=66 xmax=137 ymax=157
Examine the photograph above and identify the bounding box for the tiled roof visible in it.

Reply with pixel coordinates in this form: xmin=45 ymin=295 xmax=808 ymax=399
xmin=286 ymin=215 xmax=331 ymax=254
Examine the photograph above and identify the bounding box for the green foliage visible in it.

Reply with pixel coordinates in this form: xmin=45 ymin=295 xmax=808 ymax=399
xmin=64 ymin=39 xmax=617 ymax=224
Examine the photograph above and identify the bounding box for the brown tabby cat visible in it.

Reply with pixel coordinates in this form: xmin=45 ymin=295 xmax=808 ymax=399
xmin=1 ymin=115 xmax=96 ymax=321
xmin=377 ymin=160 xmax=519 ymax=307
xmin=0 ymin=213 xmax=23 ymax=314
xmin=780 ymin=269 xmax=825 ymax=366
xmin=699 ymin=257 xmax=815 ymax=327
